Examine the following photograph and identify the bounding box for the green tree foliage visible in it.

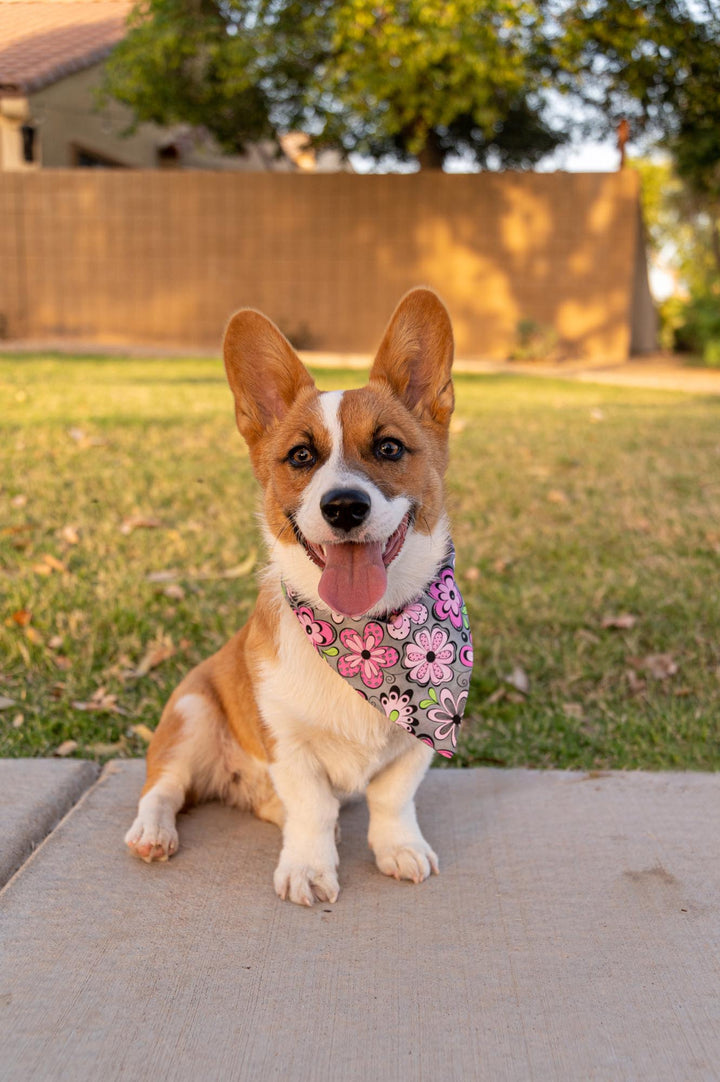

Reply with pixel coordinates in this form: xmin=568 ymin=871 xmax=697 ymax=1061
xmin=101 ymin=0 xmax=273 ymax=152
xmin=104 ymin=0 xmax=565 ymax=168
xmin=558 ymin=0 xmax=720 ymax=356
xmin=634 ymin=158 xmax=718 ymax=294
xmin=634 ymin=156 xmax=720 ymax=358
xmin=557 ymin=1 xmax=720 ymax=206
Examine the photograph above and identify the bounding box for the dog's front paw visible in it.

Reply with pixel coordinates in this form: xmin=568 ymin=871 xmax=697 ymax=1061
xmin=273 ymin=858 xmax=340 ymax=907
xmin=374 ymin=840 xmax=439 ymax=884
xmin=125 ymin=814 xmax=178 ymax=863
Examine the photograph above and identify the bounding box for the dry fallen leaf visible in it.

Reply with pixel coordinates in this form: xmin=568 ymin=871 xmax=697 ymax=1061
xmin=130 ymin=723 xmax=155 ymax=743
xmin=10 ymin=609 xmax=32 ymax=627
xmin=163 ymin=583 xmax=186 ymax=601
xmin=67 ymin=428 xmax=106 ymax=449
xmin=54 ymin=739 xmax=78 ymax=758
xmin=32 ymin=553 xmax=69 ymax=576
xmin=146 ymin=570 xmax=179 ymax=583
xmin=547 ymin=489 xmax=569 ymax=505
xmin=120 ymin=515 xmax=163 ymax=536
xmin=562 ymin=702 xmax=585 ymax=720
xmin=643 ymin=653 xmax=678 ymax=680
xmin=505 ymin=665 xmax=530 ymax=696
xmin=576 ymin=628 xmax=601 ymax=646
xmin=24 ymin=627 xmax=43 ymax=645
xmin=219 ymin=553 xmax=257 ymax=578
xmin=58 ymin=524 xmax=80 ymax=545
xmin=10 ymin=493 xmax=27 ymax=508
xmin=0 ymin=695 xmax=17 ymax=710
xmin=191 ymin=549 xmax=257 ymax=580
xmin=602 ymin=613 xmax=637 ymax=631
xmin=12 ymin=713 xmax=24 ymax=729
xmin=72 ymin=687 xmax=126 ymax=714
xmin=133 ymin=638 xmax=176 ymax=677
xmin=464 ymin=566 xmax=480 ymax=582
xmin=626 ymin=669 xmax=646 ymax=695
xmin=4 ymin=524 xmax=33 ymax=551
xmin=628 ymin=653 xmax=678 ymax=681
xmin=87 ymin=740 xmax=126 ymax=757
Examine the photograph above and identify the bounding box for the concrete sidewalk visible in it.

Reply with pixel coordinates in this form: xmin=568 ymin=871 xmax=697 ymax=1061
xmin=2 ymin=761 xmax=720 ymax=1081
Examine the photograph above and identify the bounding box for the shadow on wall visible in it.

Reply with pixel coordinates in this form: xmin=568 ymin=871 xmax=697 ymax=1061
xmin=410 ymin=172 xmax=648 ymax=360
xmin=0 ymin=171 xmax=654 ymax=359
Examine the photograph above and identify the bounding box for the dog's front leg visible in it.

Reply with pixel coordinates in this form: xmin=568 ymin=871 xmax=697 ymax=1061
xmin=270 ymin=750 xmax=340 ymax=906
xmin=366 ymin=741 xmax=438 ymax=884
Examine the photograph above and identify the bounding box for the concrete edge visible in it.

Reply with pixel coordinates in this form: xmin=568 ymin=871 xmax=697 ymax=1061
xmin=0 ymin=760 xmax=102 ymax=891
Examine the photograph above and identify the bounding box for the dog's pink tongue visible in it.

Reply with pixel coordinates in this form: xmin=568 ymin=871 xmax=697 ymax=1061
xmin=318 ymin=542 xmax=387 ymax=618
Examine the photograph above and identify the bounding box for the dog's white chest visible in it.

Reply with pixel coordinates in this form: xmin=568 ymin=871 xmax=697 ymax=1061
xmin=257 ymin=598 xmax=412 ymax=793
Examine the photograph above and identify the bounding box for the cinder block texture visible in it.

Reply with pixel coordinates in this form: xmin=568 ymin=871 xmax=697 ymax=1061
xmin=0 ymin=171 xmax=653 ymax=359
xmin=1 ymin=762 xmax=720 ymax=1081
xmin=0 ymin=758 xmax=99 ymax=885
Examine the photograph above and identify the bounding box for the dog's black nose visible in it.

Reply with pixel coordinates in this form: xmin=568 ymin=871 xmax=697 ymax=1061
xmin=320 ymin=488 xmax=371 ymax=533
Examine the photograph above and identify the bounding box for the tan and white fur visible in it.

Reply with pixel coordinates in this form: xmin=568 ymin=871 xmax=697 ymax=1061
xmin=125 ymin=287 xmax=456 ymax=906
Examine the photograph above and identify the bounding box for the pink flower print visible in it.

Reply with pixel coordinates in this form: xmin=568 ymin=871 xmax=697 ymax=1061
xmin=459 ymin=643 xmax=474 ymax=668
xmin=403 ymin=626 xmax=455 ymax=686
xmin=379 ymin=687 xmax=417 ymax=731
xmin=427 ymin=688 xmax=467 ymax=748
xmin=338 ymin=623 xmax=399 ymax=689
xmin=295 ymin=606 xmax=336 ymax=650
xmin=386 ymin=601 xmax=428 ymax=640
xmin=429 ymin=568 xmax=464 ymax=629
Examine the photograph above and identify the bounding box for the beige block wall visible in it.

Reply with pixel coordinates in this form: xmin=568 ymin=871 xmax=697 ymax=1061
xmin=0 ymin=169 xmax=652 ymax=358
xmin=29 ymin=66 xmax=162 ymax=168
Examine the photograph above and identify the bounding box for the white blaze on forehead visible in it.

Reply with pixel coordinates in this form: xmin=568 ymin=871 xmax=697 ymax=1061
xmin=293 ymin=387 xmax=410 ymax=545
xmin=318 ymin=390 xmax=344 ymax=464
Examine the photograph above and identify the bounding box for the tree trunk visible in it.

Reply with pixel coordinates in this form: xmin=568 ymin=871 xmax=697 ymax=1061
xmin=711 ymin=214 xmax=720 ymax=277
xmin=416 ymin=130 xmax=445 ymax=170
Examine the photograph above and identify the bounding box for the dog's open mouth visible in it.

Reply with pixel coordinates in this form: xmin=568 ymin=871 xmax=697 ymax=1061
xmin=296 ymin=512 xmax=411 ymax=618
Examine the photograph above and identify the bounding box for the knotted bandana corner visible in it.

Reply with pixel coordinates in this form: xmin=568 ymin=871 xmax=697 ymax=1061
xmin=283 ymin=546 xmax=473 ymax=757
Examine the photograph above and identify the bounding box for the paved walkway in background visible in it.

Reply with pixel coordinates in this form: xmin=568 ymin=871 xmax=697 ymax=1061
xmin=3 ymin=339 xmax=720 ymax=395
xmin=2 ymin=760 xmax=720 ymax=1081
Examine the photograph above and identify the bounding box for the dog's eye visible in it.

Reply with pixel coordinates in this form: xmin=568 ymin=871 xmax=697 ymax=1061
xmin=374 ymin=437 xmax=405 ymax=461
xmin=287 ymin=444 xmax=317 ymax=468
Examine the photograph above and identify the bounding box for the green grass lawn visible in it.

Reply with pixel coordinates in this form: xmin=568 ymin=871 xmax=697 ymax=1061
xmin=1 ymin=354 xmax=719 ymax=769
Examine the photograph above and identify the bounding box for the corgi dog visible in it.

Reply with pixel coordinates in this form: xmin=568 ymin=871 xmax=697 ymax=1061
xmin=125 ymin=287 xmax=471 ymax=906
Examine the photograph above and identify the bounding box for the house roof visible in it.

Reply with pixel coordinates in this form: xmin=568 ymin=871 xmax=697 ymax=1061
xmin=0 ymin=0 xmax=133 ymax=96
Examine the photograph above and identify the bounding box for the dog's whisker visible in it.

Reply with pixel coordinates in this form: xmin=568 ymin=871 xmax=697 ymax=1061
xmin=268 ymin=519 xmax=293 ymax=555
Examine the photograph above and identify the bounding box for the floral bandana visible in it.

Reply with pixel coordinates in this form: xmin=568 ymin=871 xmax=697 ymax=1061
xmin=283 ymin=546 xmax=473 ymax=758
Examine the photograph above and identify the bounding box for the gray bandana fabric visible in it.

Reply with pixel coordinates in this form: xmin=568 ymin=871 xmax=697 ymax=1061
xmin=283 ymin=546 xmax=473 ymax=757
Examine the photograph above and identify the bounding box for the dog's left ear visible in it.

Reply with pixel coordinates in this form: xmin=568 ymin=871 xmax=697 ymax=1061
xmin=368 ymin=287 xmax=454 ymax=429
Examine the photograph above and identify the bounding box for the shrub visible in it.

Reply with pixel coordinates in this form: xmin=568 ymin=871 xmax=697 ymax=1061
xmin=509 ymin=319 xmax=560 ymax=362
xmin=667 ymin=287 xmax=720 ymax=364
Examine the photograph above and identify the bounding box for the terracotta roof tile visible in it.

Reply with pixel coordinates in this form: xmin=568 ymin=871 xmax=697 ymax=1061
xmin=0 ymin=0 xmax=133 ymax=94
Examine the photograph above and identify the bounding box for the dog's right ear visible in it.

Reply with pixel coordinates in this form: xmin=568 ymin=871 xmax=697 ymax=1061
xmin=223 ymin=310 xmax=315 ymax=450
